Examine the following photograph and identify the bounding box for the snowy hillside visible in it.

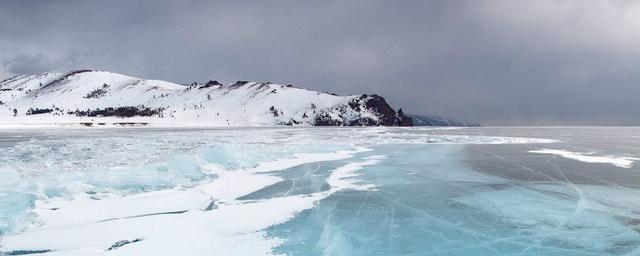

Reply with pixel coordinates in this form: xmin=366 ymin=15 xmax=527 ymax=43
xmin=0 ymin=70 xmax=412 ymax=127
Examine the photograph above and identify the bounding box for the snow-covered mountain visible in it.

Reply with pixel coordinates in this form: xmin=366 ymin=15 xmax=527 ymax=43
xmin=0 ymin=70 xmax=412 ymax=127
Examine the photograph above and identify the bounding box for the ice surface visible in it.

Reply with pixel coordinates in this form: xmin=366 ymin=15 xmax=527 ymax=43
xmin=1 ymin=148 xmax=377 ymax=255
xmin=2 ymin=127 xmax=639 ymax=255
xmin=269 ymin=143 xmax=640 ymax=255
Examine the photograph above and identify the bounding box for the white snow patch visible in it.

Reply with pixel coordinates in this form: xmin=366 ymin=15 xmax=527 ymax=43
xmin=327 ymin=155 xmax=384 ymax=191
xmin=0 ymin=148 xmax=380 ymax=256
xmin=530 ymin=148 xmax=639 ymax=168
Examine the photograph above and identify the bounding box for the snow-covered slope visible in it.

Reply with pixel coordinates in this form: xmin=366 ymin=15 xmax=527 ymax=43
xmin=0 ymin=70 xmax=412 ymax=127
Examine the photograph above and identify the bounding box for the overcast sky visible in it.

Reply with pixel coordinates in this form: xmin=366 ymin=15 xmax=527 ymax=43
xmin=1 ymin=0 xmax=639 ymax=125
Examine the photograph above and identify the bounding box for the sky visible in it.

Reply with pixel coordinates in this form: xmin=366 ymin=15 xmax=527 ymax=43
xmin=1 ymin=0 xmax=639 ymax=125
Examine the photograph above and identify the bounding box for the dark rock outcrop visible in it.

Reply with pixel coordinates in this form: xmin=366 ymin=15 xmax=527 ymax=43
xmin=314 ymin=94 xmax=412 ymax=126
xmin=198 ymin=80 xmax=222 ymax=89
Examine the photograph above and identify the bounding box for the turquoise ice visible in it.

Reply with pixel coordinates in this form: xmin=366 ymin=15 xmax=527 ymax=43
xmin=1 ymin=127 xmax=639 ymax=255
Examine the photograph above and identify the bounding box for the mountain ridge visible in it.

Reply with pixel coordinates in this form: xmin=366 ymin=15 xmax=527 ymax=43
xmin=0 ymin=70 xmax=412 ymax=127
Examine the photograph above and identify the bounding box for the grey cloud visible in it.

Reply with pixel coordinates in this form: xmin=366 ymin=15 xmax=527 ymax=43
xmin=2 ymin=53 xmax=51 ymax=75
xmin=1 ymin=52 xmax=88 ymax=76
xmin=1 ymin=0 xmax=639 ymax=125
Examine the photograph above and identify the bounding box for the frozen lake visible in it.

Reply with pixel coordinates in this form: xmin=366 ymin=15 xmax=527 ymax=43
xmin=1 ymin=127 xmax=639 ymax=255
